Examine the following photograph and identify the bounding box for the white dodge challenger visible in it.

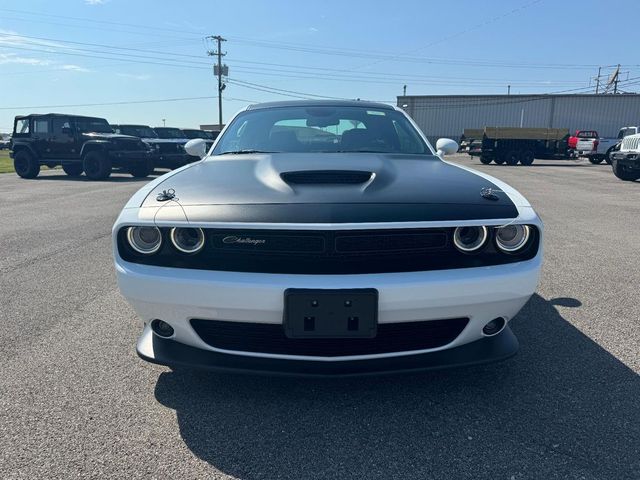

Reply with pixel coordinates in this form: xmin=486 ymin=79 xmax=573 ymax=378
xmin=113 ymin=100 xmax=542 ymax=375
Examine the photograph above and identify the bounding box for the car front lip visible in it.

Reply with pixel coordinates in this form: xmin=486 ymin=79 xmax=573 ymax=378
xmin=136 ymin=322 xmax=519 ymax=377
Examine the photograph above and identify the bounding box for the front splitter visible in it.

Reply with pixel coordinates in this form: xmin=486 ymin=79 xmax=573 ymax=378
xmin=137 ymin=324 xmax=518 ymax=377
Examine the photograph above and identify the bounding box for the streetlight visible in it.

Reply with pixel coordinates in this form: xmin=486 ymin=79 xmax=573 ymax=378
xmin=162 ymin=118 xmax=166 ymax=127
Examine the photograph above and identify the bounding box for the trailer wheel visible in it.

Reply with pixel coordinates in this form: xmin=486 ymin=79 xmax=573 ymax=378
xmin=520 ymin=150 xmax=535 ymax=166
xmin=479 ymin=155 xmax=493 ymax=165
xmin=505 ymin=150 xmax=520 ymax=166
xmin=494 ymin=156 xmax=506 ymax=165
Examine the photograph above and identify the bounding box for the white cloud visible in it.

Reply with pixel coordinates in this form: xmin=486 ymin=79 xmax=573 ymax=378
xmin=116 ymin=72 xmax=151 ymax=81
xmin=0 ymin=52 xmax=52 ymax=66
xmin=61 ymin=64 xmax=91 ymax=73
xmin=85 ymin=0 xmax=109 ymax=5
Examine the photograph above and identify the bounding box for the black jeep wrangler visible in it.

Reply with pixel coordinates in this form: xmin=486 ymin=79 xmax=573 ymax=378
xmin=10 ymin=114 xmax=154 ymax=180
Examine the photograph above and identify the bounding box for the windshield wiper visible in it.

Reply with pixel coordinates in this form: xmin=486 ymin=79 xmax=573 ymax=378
xmin=218 ymin=149 xmax=276 ymax=155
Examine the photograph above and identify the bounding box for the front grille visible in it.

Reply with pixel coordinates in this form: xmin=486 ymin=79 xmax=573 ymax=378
xmin=190 ymin=318 xmax=469 ymax=357
xmin=117 ymin=226 xmax=540 ymax=274
xmin=158 ymin=143 xmax=181 ymax=154
xmin=622 ymin=137 xmax=640 ymax=151
xmin=114 ymin=139 xmax=145 ymax=151
xmin=281 ymin=170 xmax=372 ymax=185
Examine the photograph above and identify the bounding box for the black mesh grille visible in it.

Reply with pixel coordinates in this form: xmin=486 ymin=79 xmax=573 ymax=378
xmin=157 ymin=143 xmax=181 ymax=154
xmin=281 ymin=170 xmax=372 ymax=185
xmin=190 ymin=318 xmax=469 ymax=357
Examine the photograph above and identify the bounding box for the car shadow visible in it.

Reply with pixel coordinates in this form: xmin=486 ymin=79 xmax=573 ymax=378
xmin=153 ymin=294 xmax=639 ymax=479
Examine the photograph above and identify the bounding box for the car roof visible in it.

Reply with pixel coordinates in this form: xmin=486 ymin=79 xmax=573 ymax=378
xmin=244 ymin=100 xmax=396 ymax=111
xmin=15 ymin=113 xmax=108 ymax=120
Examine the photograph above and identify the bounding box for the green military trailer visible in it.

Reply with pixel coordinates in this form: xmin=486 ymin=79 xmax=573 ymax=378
xmin=465 ymin=127 xmax=570 ymax=166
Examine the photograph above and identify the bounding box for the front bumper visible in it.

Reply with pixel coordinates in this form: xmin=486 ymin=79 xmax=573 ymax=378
xmin=137 ymin=322 xmax=519 ymax=376
xmin=116 ymin=252 xmax=541 ymax=372
xmin=611 ymin=152 xmax=640 ymax=169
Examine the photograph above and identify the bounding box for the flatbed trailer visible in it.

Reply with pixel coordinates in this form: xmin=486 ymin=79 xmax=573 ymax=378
xmin=466 ymin=127 xmax=570 ymax=165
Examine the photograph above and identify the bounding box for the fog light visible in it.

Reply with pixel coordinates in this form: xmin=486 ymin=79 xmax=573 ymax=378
xmin=482 ymin=317 xmax=506 ymax=336
xmin=151 ymin=319 xmax=174 ymax=338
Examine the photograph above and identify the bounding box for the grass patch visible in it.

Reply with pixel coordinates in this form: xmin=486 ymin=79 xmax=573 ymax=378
xmin=0 ymin=150 xmax=13 ymax=174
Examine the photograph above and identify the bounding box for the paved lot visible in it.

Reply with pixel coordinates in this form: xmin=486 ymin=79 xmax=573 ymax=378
xmin=0 ymin=157 xmax=638 ymax=480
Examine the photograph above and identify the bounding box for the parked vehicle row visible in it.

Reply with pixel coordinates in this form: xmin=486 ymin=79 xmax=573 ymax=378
xmin=9 ymin=113 xmax=220 ymax=180
xmin=610 ymin=132 xmax=640 ymax=181
xmin=575 ymin=126 xmax=639 ymax=165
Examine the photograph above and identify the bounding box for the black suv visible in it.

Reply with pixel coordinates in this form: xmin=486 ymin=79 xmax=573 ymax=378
xmin=111 ymin=124 xmax=191 ymax=169
xmin=10 ymin=114 xmax=154 ymax=180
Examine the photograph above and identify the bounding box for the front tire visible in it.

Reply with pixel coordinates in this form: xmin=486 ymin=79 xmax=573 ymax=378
xmin=82 ymin=151 xmax=111 ymax=180
xmin=612 ymin=161 xmax=640 ymax=181
xmin=13 ymin=150 xmax=40 ymax=179
xmin=479 ymin=155 xmax=493 ymax=165
xmin=588 ymin=156 xmax=603 ymax=165
xmin=62 ymin=163 xmax=83 ymax=177
xmin=128 ymin=159 xmax=154 ymax=178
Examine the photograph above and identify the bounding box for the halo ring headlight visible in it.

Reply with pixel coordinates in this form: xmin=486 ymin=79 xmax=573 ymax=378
xmin=170 ymin=227 xmax=205 ymax=254
xmin=453 ymin=226 xmax=488 ymax=253
xmin=495 ymin=224 xmax=531 ymax=253
xmin=127 ymin=226 xmax=162 ymax=254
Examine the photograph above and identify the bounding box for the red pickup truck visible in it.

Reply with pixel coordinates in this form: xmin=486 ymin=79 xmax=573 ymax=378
xmin=568 ymin=130 xmax=598 ymax=151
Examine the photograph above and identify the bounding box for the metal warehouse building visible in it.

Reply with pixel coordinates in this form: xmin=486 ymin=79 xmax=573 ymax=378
xmin=397 ymin=94 xmax=640 ymax=144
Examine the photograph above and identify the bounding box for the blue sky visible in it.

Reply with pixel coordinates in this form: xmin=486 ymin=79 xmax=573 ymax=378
xmin=1 ymin=0 xmax=639 ymax=133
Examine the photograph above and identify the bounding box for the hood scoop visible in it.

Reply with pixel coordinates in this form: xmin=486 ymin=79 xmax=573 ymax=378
xmin=280 ymin=170 xmax=373 ymax=185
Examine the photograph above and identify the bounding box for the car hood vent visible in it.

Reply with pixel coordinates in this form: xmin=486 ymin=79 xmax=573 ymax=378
xmin=280 ymin=170 xmax=373 ymax=185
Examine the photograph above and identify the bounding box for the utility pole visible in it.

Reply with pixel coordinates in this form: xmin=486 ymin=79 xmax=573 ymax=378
xmin=595 ymin=66 xmax=601 ymax=94
xmin=162 ymin=118 xmax=166 ymax=127
xmin=507 ymin=85 xmax=511 ymax=95
xmin=403 ymin=85 xmax=407 ymax=96
xmin=207 ymin=35 xmax=227 ymax=129
xmin=614 ymin=64 xmax=620 ymax=94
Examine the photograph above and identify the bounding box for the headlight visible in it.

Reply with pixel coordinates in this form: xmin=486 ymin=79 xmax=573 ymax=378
xmin=453 ymin=226 xmax=488 ymax=253
xmin=127 ymin=226 xmax=162 ymax=254
xmin=170 ymin=227 xmax=205 ymax=254
xmin=495 ymin=224 xmax=530 ymax=252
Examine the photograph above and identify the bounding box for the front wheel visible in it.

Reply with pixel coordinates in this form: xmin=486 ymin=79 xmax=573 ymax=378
xmin=479 ymin=155 xmax=493 ymax=165
xmin=62 ymin=163 xmax=83 ymax=177
xmin=129 ymin=159 xmax=154 ymax=178
xmin=82 ymin=151 xmax=112 ymax=180
xmin=588 ymin=156 xmax=603 ymax=165
xmin=612 ymin=161 xmax=640 ymax=181
xmin=13 ymin=150 xmax=40 ymax=179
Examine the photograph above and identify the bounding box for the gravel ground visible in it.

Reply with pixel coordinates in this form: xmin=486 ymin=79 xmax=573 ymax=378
xmin=0 ymin=157 xmax=638 ymax=480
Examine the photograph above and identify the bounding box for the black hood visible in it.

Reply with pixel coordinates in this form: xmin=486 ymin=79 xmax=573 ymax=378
xmin=81 ymin=132 xmax=140 ymax=141
xmin=142 ymin=153 xmax=519 ymax=223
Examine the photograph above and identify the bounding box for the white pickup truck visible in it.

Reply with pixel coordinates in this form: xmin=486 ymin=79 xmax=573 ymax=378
xmin=609 ymin=132 xmax=640 ymax=181
xmin=576 ymin=126 xmax=640 ymax=164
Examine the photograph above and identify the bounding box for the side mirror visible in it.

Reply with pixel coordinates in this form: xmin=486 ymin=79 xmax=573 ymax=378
xmin=61 ymin=127 xmax=73 ymax=136
xmin=435 ymin=138 xmax=459 ymax=156
xmin=184 ymin=138 xmax=208 ymax=159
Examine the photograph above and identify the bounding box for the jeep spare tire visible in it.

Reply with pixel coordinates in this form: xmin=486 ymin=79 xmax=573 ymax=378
xmin=14 ymin=150 xmax=40 ymax=179
xmin=62 ymin=163 xmax=83 ymax=177
xmin=82 ymin=151 xmax=111 ymax=180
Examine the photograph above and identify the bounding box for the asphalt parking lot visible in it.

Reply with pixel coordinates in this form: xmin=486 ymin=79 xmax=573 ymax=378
xmin=1 ymin=156 xmax=638 ymax=480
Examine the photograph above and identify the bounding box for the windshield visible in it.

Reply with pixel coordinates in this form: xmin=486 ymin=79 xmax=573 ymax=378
xmin=154 ymin=127 xmax=186 ymax=139
xmin=73 ymin=118 xmax=113 ymax=134
xmin=182 ymin=129 xmax=212 ymax=139
xmin=117 ymin=125 xmax=158 ymax=138
xmin=212 ymin=105 xmax=430 ymax=155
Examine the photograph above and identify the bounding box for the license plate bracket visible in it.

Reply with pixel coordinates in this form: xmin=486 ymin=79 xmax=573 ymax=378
xmin=284 ymin=288 xmax=378 ymax=339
